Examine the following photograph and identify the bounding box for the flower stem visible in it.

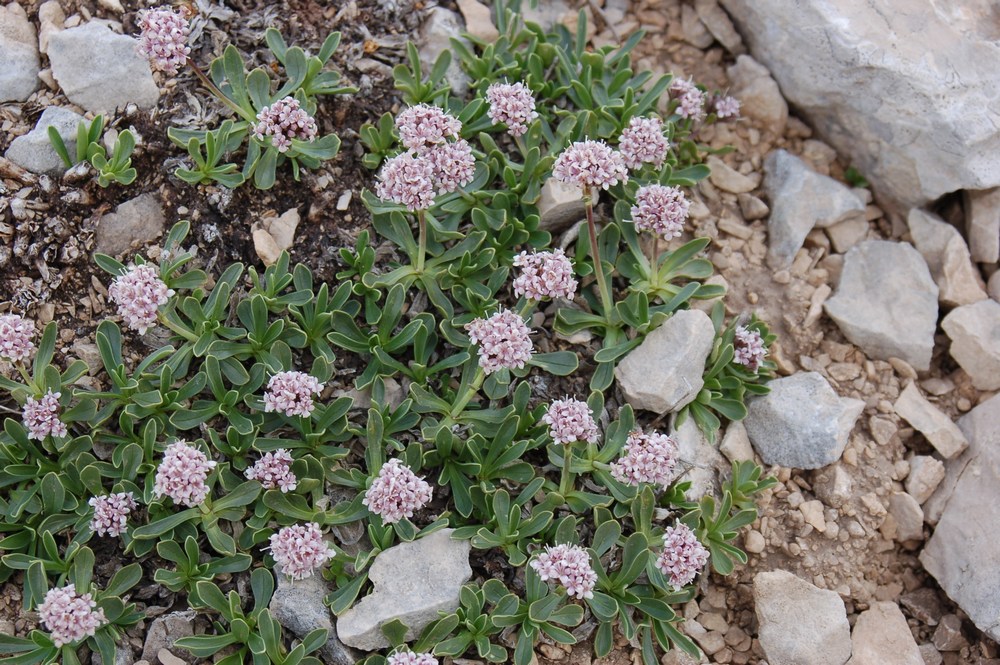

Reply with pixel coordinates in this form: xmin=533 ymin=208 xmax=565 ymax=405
xmin=449 ymin=366 xmax=486 ymax=419
xmin=187 ymin=58 xmax=255 ymax=122
xmin=559 ymin=442 xmax=576 ymax=497
xmin=15 ymin=362 xmax=33 ymax=388
xmin=158 ymin=312 xmax=199 ymax=343
xmin=585 ymin=191 xmax=613 ymax=316
xmin=416 ymin=209 xmax=427 ymax=274
xmin=648 ymin=236 xmax=660 ymax=289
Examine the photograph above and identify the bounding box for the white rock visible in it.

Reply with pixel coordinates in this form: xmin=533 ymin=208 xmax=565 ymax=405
xmin=253 ymin=208 xmax=300 ymax=266
xmin=737 ymin=192 xmax=769 ymax=220
xmin=48 ymin=21 xmax=159 ymax=113
xmin=813 ymin=464 xmax=853 ymax=508
xmin=764 ymin=150 xmax=866 ymax=268
xmin=680 ymin=4 xmax=713 ymax=49
xmin=990 ymin=270 xmax=1000 ymax=302
xmin=825 ymin=216 xmax=869 ymax=254
xmin=37 ymin=0 xmax=65 ymax=55
xmin=538 ymin=178 xmax=586 ymax=231
xmin=270 ymin=569 xmax=358 ymax=665
xmin=907 ymin=209 xmax=987 ymax=306
xmin=719 ymin=421 xmax=755 ymax=464
xmin=920 ymin=394 xmax=1000 ymax=641
xmin=893 ymin=383 xmax=968 ymax=459
xmin=726 ymin=55 xmax=787 ymax=133
xmin=418 ymin=8 xmax=471 ymax=98
xmin=720 ymin=0 xmax=1000 ymax=209
xmin=4 ymin=106 xmax=84 ymax=175
xmin=614 ymin=309 xmax=715 ymax=414
xmin=693 ymin=0 xmax=744 ymax=54
xmin=824 ymin=240 xmax=938 ymax=371
xmin=847 ymin=602 xmax=923 ymax=665
xmin=95 ymin=193 xmax=167 ymax=257
xmin=520 ymin=0 xmax=573 ymax=31
xmin=456 ymin=0 xmax=498 ymax=41
xmin=800 ymin=500 xmax=826 ymax=532
xmin=754 ymin=570 xmax=852 ymax=665
xmin=744 ymin=372 xmax=863 ymax=470
xmin=672 ymin=417 xmax=727 ymax=500
xmin=141 ymin=611 xmax=195 ymax=663
xmin=337 ymin=529 xmax=471 ymax=650
xmin=707 ymin=156 xmax=759 ymax=194
xmin=941 ymin=299 xmax=1000 ymax=390
xmin=887 ymin=491 xmax=924 ymax=542
xmin=905 ymin=455 xmax=945 ymax=505
xmin=0 ymin=2 xmax=40 ymax=101
xmin=963 ymin=188 xmax=1000 ymax=264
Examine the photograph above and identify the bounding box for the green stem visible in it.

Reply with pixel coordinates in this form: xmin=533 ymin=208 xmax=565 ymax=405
xmin=517 ymin=299 xmax=536 ymax=318
xmin=158 ymin=312 xmax=199 ymax=343
xmin=559 ymin=442 xmax=576 ymax=497
xmin=449 ymin=367 xmax=486 ymax=419
xmin=15 ymin=362 xmax=33 ymax=388
xmin=187 ymin=58 xmax=255 ymax=122
xmin=416 ymin=209 xmax=427 ymax=274
xmin=648 ymin=236 xmax=660 ymax=289
xmin=585 ymin=191 xmax=613 ymax=316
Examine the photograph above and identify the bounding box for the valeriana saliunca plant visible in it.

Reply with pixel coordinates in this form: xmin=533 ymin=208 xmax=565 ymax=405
xmin=0 ymin=6 xmax=779 ymax=665
xmin=137 ymin=5 xmax=355 ymax=189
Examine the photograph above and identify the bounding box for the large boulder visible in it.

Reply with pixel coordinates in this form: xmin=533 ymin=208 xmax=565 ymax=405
xmin=920 ymin=394 xmax=1000 ymax=641
xmin=0 ymin=3 xmax=39 ymax=102
xmin=824 ymin=240 xmax=938 ymax=371
xmin=719 ymin=0 xmax=1000 ymax=209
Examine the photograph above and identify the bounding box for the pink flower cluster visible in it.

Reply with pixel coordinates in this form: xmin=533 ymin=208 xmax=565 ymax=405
xmin=619 ymin=116 xmax=670 ymax=170
xmin=153 ymin=440 xmax=217 ymax=507
xmin=426 ymin=139 xmax=477 ymax=194
xmin=486 ymin=81 xmax=538 ymax=137
xmin=108 ymin=264 xmax=174 ymax=335
xmin=542 ymin=398 xmax=599 ymax=445
xmin=610 ymin=430 xmax=679 ymax=489
xmin=375 ymin=151 xmax=437 ymax=211
xmin=38 ymin=585 xmax=107 ymax=647
xmin=253 ymin=97 xmax=319 ymax=153
xmin=512 ymin=249 xmax=577 ymax=302
xmin=269 ymin=522 xmax=334 ymax=580
xmin=22 ymin=390 xmax=67 ymax=440
xmin=552 ymin=140 xmax=629 ymax=191
xmin=671 ymin=78 xmax=706 ymax=121
xmin=387 ymin=652 xmax=438 ymax=665
xmin=530 ymin=543 xmax=597 ymax=599
xmin=137 ymin=6 xmax=191 ymax=75
xmin=631 ymin=184 xmax=689 ymax=239
xmin=655 ymin=522 xmax=710 ymax=590
xmin=362 ymin=459 xmax=433 ymax=524
xmin=264 ymin=371 xmax=323 ymax=418
xmin=465 ymin=309 xmax=533 ymax=374
xmin=89 ymin=492 xmax=137 ymax=538
xmin=714 ymin=95 xmax=741 ymax=119
xmin=733 ymin=325 xmax=767 ymax=372
xmin=245 ymin=449 xmax=298 ymax=492
xmin=395 ymin=104 xmax=462 ymax=151
xmin=0 ymin=313 xmax=34 ymax=362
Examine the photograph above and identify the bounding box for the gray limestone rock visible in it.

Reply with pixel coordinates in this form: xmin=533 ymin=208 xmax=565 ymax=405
xmin=95 ymin=193 xmax=167 ymax=257
xmin=5 ymin=106 xmax=85 ymax=175
xmin=270 ymin=570 xmax=359 ymax=665
xmin=0 ymin=3 xmax=39 ymax=102
xmin=907 ymin=209 xmax=986 ymax=307
xmin=941 ymin=299 xmax=1000 ymax=390
xmin=417 ymin=8 xmax=471 ymax=98
xmin=847 ymin=602 xmax=923 ymax=665
xmin=963 ymin=188 xmax=1000 ymax=264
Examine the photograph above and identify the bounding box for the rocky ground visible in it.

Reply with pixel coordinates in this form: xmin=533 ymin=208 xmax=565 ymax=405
xmin=2 ymin=0 xmax=999 ymax=665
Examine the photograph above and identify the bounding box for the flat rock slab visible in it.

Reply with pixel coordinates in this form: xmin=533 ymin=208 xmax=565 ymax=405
xmin=0 ymin=3 xmax=40 ymax=102
xmin=824 ymin=240 xmax=938 ymax=371
xmin=941 ymin=299 xmax=1000 ymax=391
xmin=48 ymin=21 xmax=158 ymax=113
xmin=95 ymin=193 xmax=167 ymax=257
xmin=893 ymin=382 xmax=967 ymax=459
xmin=270 ymin=569 xmax=359 ymax=665
xmin=673 ymin=417 xmax=727 ymax=500
xmin=726 ymin=55 xmax=787 ymax=132
xmin=720 ymin=0 xmax=1000 ymax=209
xmin=764 ymin=149 xmax=866 ymax=268
xmin=5 ymin=106 xmax=84 ymax=175
xmin=907 ymin=209 xmax=986 ymax=307
xmin=744 ymin=372 xmax=863 ymax=470
xmin=615 ymin=309 xmax=715 ymax=414
xmin=337 ymin=528 xmax=471 ymax=650
xmin=920 ymin=394 xmax=1000 ymax=641
xmin=847 ymin=602 xmax=923 ymax=665
xmin=538 ymin=178 xmax=586 ymax=232
xmin=963 ymin=188 xmax=1000 ymax=263
xmin=754 ymin=570 xmax=852 ymax=665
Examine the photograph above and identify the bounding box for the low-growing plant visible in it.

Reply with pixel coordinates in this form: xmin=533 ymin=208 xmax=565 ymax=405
xmin=48 ymin=115 xmax=138 ymax=187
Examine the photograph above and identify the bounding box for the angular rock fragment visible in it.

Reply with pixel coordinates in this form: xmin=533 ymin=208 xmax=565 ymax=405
xmin=893 ymin=383 xmax=968 ymax=459
xmin=941 ymin=299 xmax=1000 ymax=390
xmin=907 ymin=209 xmax=986 ymax=307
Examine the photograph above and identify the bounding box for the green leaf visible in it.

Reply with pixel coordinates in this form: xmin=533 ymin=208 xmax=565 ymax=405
xmin=527 ymin=351 xmax=578 ymax=376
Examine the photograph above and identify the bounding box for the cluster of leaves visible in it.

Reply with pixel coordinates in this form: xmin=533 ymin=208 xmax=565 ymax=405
xmin=48 ymin=115 xmax=138 ymax=187
xmin=169 ymin=29 xmax=355 ymax=189
xmin=0 ymin=5 xmax=778 ymax=665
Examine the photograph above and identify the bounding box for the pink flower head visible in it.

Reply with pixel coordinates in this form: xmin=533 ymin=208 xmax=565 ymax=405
xmin=269 ymin=522 xmax=334 ymax=580
xmin=619 ymin=117 xmax=670 ymax=170
xmin=253 ymin=97 xmax=319 ymax=153
xmin=153 ymin=440 xmax=216 ymax=507
xmin=630 ymin=184 xmax=689 ymax=239
xmin=264 ymin=371 xmax=323 ymax=418
xmin=375 ymin=151 xmax=437 ymax=211
xmin=427 ymin=139 xmax=476 ymax=195
xmin=714 ymin=95 xmax=741 ymax=119
xmin=733 ymin=325 xmax=766 ymax=372
xmin=137 ymin=5 xmax=191 ymax=75
xmin=108 ymin=264 xmax=174 ymax=335
xmin=670 ymin=77 xmax=697 ymax=97
xmin=678 ymin=91 xmax=706 ymax=121
xmin=89 ymin=492 xmax=137 ymax=537
xmin=512 ymin=249 xmax=577 ymax=302
xmin=542 ymin=398 xmax=599 ymax=445
xmin=38 ymin=586 xmax=107 ymax=647
xmin=395 ymin=104 xmax=462 ymax=151
xmin=0 ymin=313 xmax=35 ymax=362
xmin=486 ymin=81 xmax=538 ymax=137
xmin=465 ymin=309 xmax=533 ymax=375
xmin=22 ymin=390 xmax=67 ymax=440
xmin=387 ymin=652 xmax=438 ymax=665
xmin=362 ymin=459 xmax=433 ymax=524
xmin=530 ymin=543 xmax=597 ymax=599
xmin=610 ymin=430 xmax=679 ymax=489
xmin=655 ymin=522 xmax=710 ymax=590
xmin=245 ymin=449 xmax=298 ymax=492
xmin=552 ymin=140 xmax=629 ymax=191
